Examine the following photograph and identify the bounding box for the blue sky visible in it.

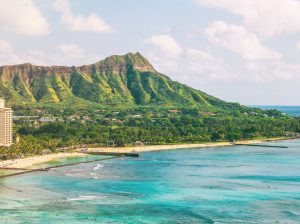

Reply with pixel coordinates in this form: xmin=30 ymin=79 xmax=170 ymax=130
xmin=0 ymin=0 xmax=300 ymax=105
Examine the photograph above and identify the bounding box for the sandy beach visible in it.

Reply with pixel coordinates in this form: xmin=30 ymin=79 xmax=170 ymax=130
xmin=87 ymin=142 xmax=233 ymax=153
xmin=0 ymin=137 xmax=291 ymax=169
xmin=0 ymin=152 xmax=86 ymax=169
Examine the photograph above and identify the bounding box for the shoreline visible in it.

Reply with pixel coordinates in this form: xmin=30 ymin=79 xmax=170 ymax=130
xmin=0 ymin=152 xmax=86 ymax=169
xmin=0 ymin=137 xmax=295 ymax=169
xmin=87 ymin=137 xmax=292 ymax=153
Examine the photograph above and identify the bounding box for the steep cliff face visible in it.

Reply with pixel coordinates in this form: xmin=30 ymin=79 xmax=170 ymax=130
xmin=0 ymin=52 xmax=238 ymax=110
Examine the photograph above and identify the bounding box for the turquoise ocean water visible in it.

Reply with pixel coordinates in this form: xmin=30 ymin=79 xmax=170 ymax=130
xmin=252 ymin=105 xmax=300 ymax=116
xmin=1 ymin=139 xmax=300 ymax=223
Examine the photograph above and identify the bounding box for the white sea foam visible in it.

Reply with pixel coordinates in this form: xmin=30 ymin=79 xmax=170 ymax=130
xmin=67 ymin=195 xmax=107 ymax=201
xmin=65 ymin=173 xmax=74 ymax=176
xmin=89 ymin=172 xmax=100 ymax=179
xmin=65 ymin=173 xmax=81 ymax=177
xmin=93 ymin=164 xmax=104 ymax=171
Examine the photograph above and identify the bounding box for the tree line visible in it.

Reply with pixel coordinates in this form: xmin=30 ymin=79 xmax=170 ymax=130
xmin=1 ymin=114 xmax=299 ymax=159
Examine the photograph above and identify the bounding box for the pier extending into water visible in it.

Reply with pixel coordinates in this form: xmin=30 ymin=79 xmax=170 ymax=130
xmin=0 ymin=152 xmax=139 ymax=179
xmin=85 ymin=152 xmax=140 ymax=157
xmin=234 ymin=143 xmax=288 ymax=148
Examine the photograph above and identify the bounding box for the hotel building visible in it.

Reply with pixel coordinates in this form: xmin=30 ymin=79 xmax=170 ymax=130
xmin=0 ymin=98 xmax=13 ymax=147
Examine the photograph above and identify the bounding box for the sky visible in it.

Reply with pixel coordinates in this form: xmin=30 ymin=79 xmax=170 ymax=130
xmin=0 ymin=0 xmax=300 ymax=105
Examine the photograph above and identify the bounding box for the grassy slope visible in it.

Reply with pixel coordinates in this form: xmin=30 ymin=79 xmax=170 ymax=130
xmin=0 ymin=53 xmax=244 ymax=113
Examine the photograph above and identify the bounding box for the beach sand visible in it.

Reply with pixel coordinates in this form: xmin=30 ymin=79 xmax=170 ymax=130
xmin=87 ymin=142 xmax=233 ymax=153
xmin=0 ymin=152 xmax=86 ymax=169
xmin=86 ymin=137 xmax=288 ymax=153
xmin=0 ymin=137 xmax=289 ymax=169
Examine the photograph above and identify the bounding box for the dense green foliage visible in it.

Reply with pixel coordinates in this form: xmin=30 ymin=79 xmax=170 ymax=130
xmin=1 ymin=53 xmax=243 ymax=111
xmin=0 ymin=52 xmax=299 ymax=160
xmin=1 ymin=108 xmax=299 ymax=159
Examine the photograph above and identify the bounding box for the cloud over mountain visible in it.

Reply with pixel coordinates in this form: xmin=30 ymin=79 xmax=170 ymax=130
xmin=197 ymin=0 xmax=300 ymax=37
xmin=0 ymin=0 xmax=50 ymax=36
xmin=54 ymin=0 xmax=112 ymax=33
xmin=204 ymin=21 xmax=281 ymax=60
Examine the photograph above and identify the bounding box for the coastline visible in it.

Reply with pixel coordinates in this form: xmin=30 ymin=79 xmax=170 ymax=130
xmin=87 ymin=137 xmax=290 ymax=153
xmin=0 ymin=152 xmax=86 ymax=169
xmin=0 ymin=137 xmax=293 ymax=169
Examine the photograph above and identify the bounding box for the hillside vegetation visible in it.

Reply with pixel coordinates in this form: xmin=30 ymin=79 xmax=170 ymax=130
xmin=0 ymin=52 xmax=241 ymax=112
xmin=0 ymin=52 xmax=299 ymax=159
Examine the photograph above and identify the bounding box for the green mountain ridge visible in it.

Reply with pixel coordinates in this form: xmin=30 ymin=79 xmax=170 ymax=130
xmin=0 ymin=52 xmax=241 ymax=111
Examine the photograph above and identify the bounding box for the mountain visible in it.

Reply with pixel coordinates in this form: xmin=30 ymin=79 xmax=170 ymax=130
xmin=0 ymin=52 xmax=241 ymax=111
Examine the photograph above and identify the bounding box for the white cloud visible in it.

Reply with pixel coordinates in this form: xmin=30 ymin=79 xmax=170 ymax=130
xmin=144 ymin=35 xmax=184 ymax=73
xmin=58 ymin=43 xmax=85 ymax=58
xmin=0 ymin=40 xmax=13 ymax=53
xmin=0 ymin=40 xmax=19 ymax=64
xmin=204 ymin=21 xmax=281 ymax=60
xmin=0 ymin=0 xmax=49 ymax=36
xmin=245 ymin=61 xmax=300 ymax=82
xmin=197 ymin=0 xmax=300 ymax=37
xmin=145 ymin=35 xmax=183 ymax=59
xmin=22 ymin=50 xmax=47 ymax=65
xmin=0 ymin=40 xmax=97 ymax=66
xmin=54 ymin=43 xmax=103 ymax=66
xmin=186 ymin=48 xmax=235 ymax=79
xmin=0 ymin=39 xmax=46 ymax=65
xmin=144 ymin=34 xmax=234 ymax=81
xmin=54 ymin=0 xmax=112 ymax=33
xmin=297 ymin=42 xmax=300 ymax=51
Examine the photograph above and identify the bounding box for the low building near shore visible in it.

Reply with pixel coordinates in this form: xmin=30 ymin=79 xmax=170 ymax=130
xmin=134 ymin=141 xmax=144 ymax=146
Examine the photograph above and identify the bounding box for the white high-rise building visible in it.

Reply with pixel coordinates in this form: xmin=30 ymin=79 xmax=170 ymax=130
xmin=0 ymin=98 xmax=13 ymax=147
xmin=0 ymin=98 xmax=4 ymax=108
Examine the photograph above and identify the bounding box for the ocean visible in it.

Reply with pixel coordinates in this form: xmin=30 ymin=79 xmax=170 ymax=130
xmin=1 ymin=139 xmax=300 ymax=223
xmin=252 ymin=105 xmax=300 ymax=116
